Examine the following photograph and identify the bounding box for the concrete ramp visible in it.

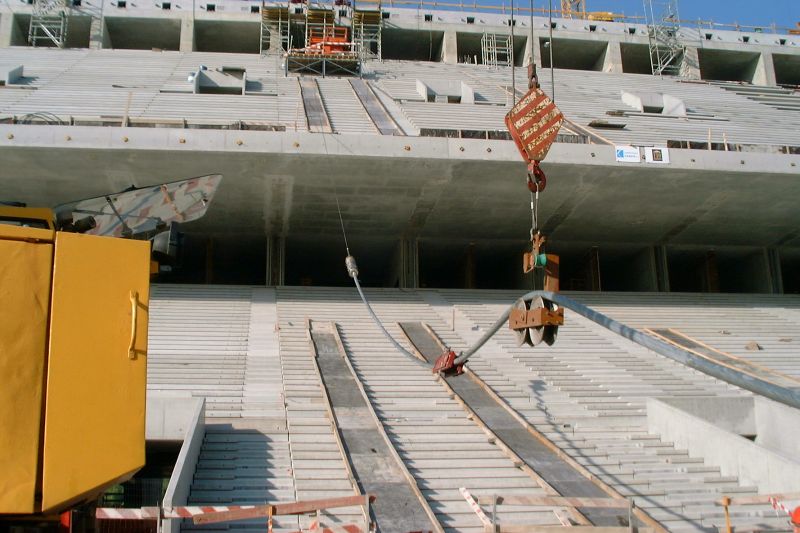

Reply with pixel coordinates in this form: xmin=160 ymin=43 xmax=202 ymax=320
xmin=309 ymin=321 xmax=438 ymax=533
xmin=349 ymin=79 xmax=404 ymax=136
xmin=299 ymin=78 xmax=333 ymax=133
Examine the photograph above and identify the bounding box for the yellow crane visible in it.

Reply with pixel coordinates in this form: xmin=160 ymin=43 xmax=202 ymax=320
xmin=0 ymin=175 xmax=221 ymax=523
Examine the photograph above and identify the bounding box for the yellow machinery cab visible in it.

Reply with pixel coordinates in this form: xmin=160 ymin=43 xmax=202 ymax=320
xmin=0 ymin=205 xmax=150 ymax=516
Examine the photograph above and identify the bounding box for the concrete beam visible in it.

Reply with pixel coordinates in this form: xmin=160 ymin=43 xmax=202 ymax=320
xmin=0 ymin=14 xmax=24 ymax=47
xmin=602 ymin=40 xmax=622 ymax=73
xmin=753 ymin=51 xmax=777 ymax=86
xmin=440 ymin=29 xmax=457 ymax=64
xmin=179 ymin=15 xmax=195 ymax=52
xmin=680 ymin=45 xmax=700 ymax=80
xmin=89 ymin=16 xmax=111 ymax=49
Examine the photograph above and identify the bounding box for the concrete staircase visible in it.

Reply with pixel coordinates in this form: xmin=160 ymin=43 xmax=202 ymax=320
xmin=434 ymin=289 xmax=793 ymax=533
xmin=277 ymin=287 xmax=571 ymax=533
xmin=148 ymin=286 xmax=364 ymax=532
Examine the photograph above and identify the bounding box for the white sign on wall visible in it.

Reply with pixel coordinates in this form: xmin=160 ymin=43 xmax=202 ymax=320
xmin=644 ymin=146 xmax=670 ymax=164
xmin=615 ymin=145 xmax=641 ymax=163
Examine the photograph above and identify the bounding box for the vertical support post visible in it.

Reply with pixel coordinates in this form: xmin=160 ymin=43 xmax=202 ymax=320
xmin=266 ymin=235 xmax=285 ymax=287
xmin=399 ymin=237 xmax=419 ymax=289
xmin=721 ymin=496 xmax=732 ymax=533
xmin=465 ymin=242 xmax=476 ymax=289
xmin=767 ymin=247 xmax=783 ymax=294
xmin=654 ymin=245 xmax=670 ymax=292
xmin=180 ymin=16 xmax=195 ymax=52
xmin=205 ymin=237 xmax=214 ymax=284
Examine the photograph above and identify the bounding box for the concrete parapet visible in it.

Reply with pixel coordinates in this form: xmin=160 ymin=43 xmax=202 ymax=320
xmin=158 ymin=396 xmax=205 ymax=533
xmin=647 ymin=397 xmax=800 ymax=494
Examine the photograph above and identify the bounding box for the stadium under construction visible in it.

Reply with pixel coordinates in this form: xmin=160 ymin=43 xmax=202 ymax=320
xmin=1 ymin=0 xmax=800 ymax=531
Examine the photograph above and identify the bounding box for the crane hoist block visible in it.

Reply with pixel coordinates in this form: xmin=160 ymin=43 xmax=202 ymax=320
xmin=504 ymin=86 xmax=564 ymax=165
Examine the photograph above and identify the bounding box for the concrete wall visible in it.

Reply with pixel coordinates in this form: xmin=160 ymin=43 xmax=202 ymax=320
xmin=754 ymin=397 xmax=800 ymax=459
xmin=647 ymin=397 xmax=800 ymax=493
xmin=159 ymin=397 xmax=206 ymax=533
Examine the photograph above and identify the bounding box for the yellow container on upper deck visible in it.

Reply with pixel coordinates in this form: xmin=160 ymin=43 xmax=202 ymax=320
xmin=0 ymin=210 xmax=150 ymax=515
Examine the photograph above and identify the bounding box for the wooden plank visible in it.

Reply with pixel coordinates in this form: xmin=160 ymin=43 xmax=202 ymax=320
xmin=192 ymin=495 xmax=373 ymax=524
xmin=476 ymin=496 xmax=631 ymax=509
xmin=495 ymin=527 xmax=652 ymax=533
xmin=717 ymin=492 xmax=800 ymax=506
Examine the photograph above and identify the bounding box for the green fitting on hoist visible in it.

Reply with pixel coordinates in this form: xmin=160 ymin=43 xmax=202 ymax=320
xmin=535 ymin=253 xmax=547 ymax=268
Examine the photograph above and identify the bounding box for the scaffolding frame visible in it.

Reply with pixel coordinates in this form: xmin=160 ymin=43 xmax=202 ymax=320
xmin=352 ymin=6 xmax=382 ymax=61
xmin=29 ymin=0 xmax=69 ymax=48
xmin=645 ymin=0 xmax=684 ymax=76
xmin=481 ymin=33 xmax=513 ymax=69
xmin=560 ymin=0 xmax=586 ymax=19
xmin=260 ymin=2 xmax=294 ymax=55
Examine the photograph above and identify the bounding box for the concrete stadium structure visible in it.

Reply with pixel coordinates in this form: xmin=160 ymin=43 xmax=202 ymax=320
xmin=2 ymin=1 xmax=800 ymax=531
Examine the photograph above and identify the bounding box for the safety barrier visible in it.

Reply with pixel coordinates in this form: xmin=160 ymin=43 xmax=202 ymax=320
xmin=717 ymin=493 xmax=800 ymax=533
xmin=96 ymin=494 xmax=375 ymax=533
xmin=460 ymin=488 xmax=650 ymax=533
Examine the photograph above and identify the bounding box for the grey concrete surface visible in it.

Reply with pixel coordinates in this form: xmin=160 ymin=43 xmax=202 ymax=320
xmin=1 ymin=131 xmax=798 ymax=251
xmin=646 ymin=397 xmax=800 ymax=494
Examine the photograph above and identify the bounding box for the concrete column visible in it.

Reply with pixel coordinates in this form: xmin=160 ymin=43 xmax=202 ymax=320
xmin=654 ymin=245 xmax=670 ymax=292
xmin=0 ymin=14 xmax=24 ymax=47
xmin=179 ymin=16 xmax=195 ymax=52
xmin=631 ymin=247 xmax=658 ymax=291
xmin=522 ymin=35 xmax=534 ymax=66
xmin=753 ymin=51 xmax=777 ymax=86
xmin=533 ymin=35 xmax=543 ymax=67
xmin=767 ymin=248 xmax=783 ymax=294
xmin=464 ymin=243 xmax=476 ymax=289
xmin=89 ymin=17 xmax=111 ymax=49
xmin=266 ymin=235 xmax=285 ymax=286
xmin=399 ymin=237 xmax=419 ymax=289
xmin=680 ymin=46 xmax=701 ymax=80
xmin=439 ymin=30 xmax=457 ymax=64
xmin=602 ymin=41 xmax=623 ymax=73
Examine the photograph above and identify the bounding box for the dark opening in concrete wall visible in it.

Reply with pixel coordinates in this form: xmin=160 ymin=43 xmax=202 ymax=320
xmin=105 ymin=17 xmax=181 ymax=51
xmin=773 ymin=53 xmax=800 ymax=86
xmin=382 ymin=28 xmax=443 ymax=62
xmin=599 ymin=246 xmax=658 ymax=291
xmin=668 ymin=247 xmax=771 ymax=293
xmin=158 ymin=233 xmax=267 ymax=285
xmin=285 ymin=236 xmax=394 ymax=287
xmin=698 ymin=48 xmax=761 ymax=83
xmin=540 ymin=37 xmax=607 ymax=71
xmin=455 ymin=32 xmax=526 ymax=67
xmin=620 ymin=42 xmax=653 ymax=74
xmin=195 ymin=20 xmax=260 ymax=54
xmin=14 ymin=14 xmax=91 ymax=48
xmin=550 ymin=244 xmax=602 ymax=291
xmin=418 ymin=240 xmax=532 ymax=290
